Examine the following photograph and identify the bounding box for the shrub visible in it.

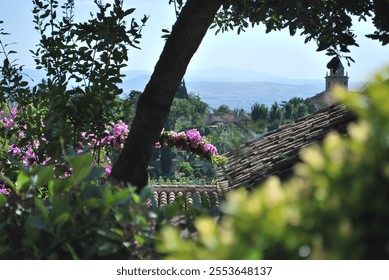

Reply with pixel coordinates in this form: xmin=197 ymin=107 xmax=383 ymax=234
xmin=157 ymin=68 xmax=389 ymax=260
xmin=0 ymin=151 xmax=155 ymax=259
xmin=177 ymin=161 xmax=194 ymax=177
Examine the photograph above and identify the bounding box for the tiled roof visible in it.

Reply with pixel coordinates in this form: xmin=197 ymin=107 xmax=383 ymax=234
xmin=152 ymin=185 xmax=220 ymax=210
xmin=216 ymin=104 xmax=355 ymax=190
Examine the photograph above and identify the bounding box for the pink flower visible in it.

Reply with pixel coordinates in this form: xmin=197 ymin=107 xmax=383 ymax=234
xmin=21 ymin=156 xmax=30 ymax=167
xmin=112 ymin=120 xmax=128 ymax=136
xmin=155 ymin=142 xmax=161 ymax=148
xmin=169 ymin=131 xmax=178 ymax=142
xmin=8 ymin=144 xmax=21 ymax=155
xmin=2 ymin=117 xmax=15 ymax=130
xmin=0 ymin=186 xmax=9 ymax=195
xmin=10 ymin=107 xmax=18 ymax=118
xmin=33 ymin=139 xmax=40 ymax=149
xmin=10 ymin=107 xmax=17 ymax=117
xmin=186 ymin=129 xmax=201 ymax=142
xmin=101 ymin=135 xmax=113 ymax=145
xmin=105 ymin=165 xmax=112 ymax=176
xmin=25 ymin=146 xmax=36 ymax=159
xmin=203 ymin=143 xmax=217 ymax=156
xmin=177 ymin=132 xmax=186 ymax=140
xmin=41 ymin=156 xmax=52 ymax=166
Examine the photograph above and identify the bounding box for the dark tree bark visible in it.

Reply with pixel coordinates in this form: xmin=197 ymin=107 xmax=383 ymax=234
xmin=110 ymin=0 xmax=224 ymax=188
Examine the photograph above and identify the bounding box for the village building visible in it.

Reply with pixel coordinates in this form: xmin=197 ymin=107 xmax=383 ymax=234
xmin=309 ymin=58 xmax=349 ymax=109
xmin=203 ymin=111 xmax=252 ymax=128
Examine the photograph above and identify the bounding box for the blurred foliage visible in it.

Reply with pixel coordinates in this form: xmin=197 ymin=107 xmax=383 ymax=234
xmin=157 ymin=68 xmax=389 ymax=260
xmin=0 ymin=151 xmax=156 ymax=259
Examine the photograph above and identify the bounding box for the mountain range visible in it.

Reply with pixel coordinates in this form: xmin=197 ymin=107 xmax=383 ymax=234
xmin=22 ymin=67 xmax=365 ymax=112
xmin=121 ymin=67 xmax=365 ymax=111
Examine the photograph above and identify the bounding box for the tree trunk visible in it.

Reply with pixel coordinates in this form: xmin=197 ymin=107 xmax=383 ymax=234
xmin=110 ymin=0 xmax=224 ymax=188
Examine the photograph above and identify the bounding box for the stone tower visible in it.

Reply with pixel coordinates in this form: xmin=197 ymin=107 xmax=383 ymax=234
xmin=308 ymin=58 xmax=350 ymax=109
xmin=325 ymin=58 xmax=349 ymax=91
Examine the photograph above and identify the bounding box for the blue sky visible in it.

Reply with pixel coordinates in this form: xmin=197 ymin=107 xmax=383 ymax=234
xmin=1 ymin=0 xmax=389 ymax=81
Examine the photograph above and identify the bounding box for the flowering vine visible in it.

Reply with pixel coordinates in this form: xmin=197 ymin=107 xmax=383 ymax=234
xmin=155 ymin=129 xmax=227 ymax=165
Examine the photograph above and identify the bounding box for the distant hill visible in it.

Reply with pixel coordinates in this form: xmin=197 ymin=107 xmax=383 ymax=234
xmin=121 ymin=67 xmax=365 ymax=111
xmin=185 ymin=81 xmax=323 ymax=111
xmin=20 ymin=67 xmax=366 ymax=112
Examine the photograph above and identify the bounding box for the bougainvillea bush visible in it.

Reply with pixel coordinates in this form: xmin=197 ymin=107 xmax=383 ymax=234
xmin=155 ymin=128 xmax=227 ymax=166
xmin=0 ymin=106 xmax=226 ymax=194
xmin=0 ymin=105 xmax=128 ymax=193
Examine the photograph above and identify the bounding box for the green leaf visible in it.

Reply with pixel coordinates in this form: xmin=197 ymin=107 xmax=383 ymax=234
xmin=97 ymin=229 xmax=122 ymax=241
xmin=124 ymin=8 xmax=136 ymax=16
xmin=35 ymin=198 xmax=49 ymax=223
xmin=84 ymin=198 xmax=101 ymax=209
xmin=0 ymin=194 xmax=7 ymax=206
xmin=317 ymin=40 xmax=331 ymax=52
xmin=66 ymin=152 xmax=93 ymax=183
xmin=97 ymin=242 xmax=120 ymax=256
xmin=16 ymin=169 xmax=31 ymax=194
xmin=65 ymin=243 xmax=79 ymax=260
xmin=134 ymin=235 xmax=145 ymax=246
xmin=289 ymin=22 xmax=297 ymax=36
xmin=139 ymin=186 xmax=153 ymax=203
xmin=0 ymin=175 xmax=15 ymax=190
xmin=103 ymin=187 xmax=131 ymax=209
xmin=48 ymin=177 xmax=73 ymax=196
xmin=84 ymin=166 xmax=105 ymax=181
xmin=50 ymin=194 xmax=71 ymax=223
xmin=54 ymin=212 xmax=70 ymax=225
xmin=26 ymin=215 xmax=48 ymax=231
xmin=31 ymin=165 xmax=55 ymax=187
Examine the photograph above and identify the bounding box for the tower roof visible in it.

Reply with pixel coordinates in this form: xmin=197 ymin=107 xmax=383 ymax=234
xmin=327 ymin=57 xmax=345 ymax=75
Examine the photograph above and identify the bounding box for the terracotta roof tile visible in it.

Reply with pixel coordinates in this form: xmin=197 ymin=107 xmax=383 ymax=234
xmin=216 ymin=105 xmax=355 ymax=190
